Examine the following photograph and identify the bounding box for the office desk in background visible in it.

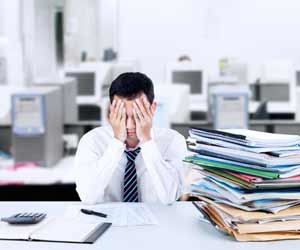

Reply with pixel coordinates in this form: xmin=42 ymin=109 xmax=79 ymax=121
xmin=1 ymin=120 xmax=300 ymax=154
xmin=1 ymin=120 xmax=300 ymax=200
xmin=172 ymin=119 xmax=300 ymax=138
xmin=0 ymin=202 xmax=299 ymax=250
xmin=0 ymin=157 xmax=79 ymax=201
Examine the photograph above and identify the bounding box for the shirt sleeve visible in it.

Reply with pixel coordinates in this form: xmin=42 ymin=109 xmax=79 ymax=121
xmin=140 ymin=132 xmax=188 ymax=205
xmin=74 ymin=134 xmax=125 ymax=204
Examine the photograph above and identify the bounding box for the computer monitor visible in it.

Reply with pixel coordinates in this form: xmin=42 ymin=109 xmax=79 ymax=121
xmin=11 ymin=87 xmax=63 ymax=167
xmin=34 ymin=77 xmax=78 ymax=124
xmin=210 ymin=85 xmax=249 ymax=129
xmin=248 ymin=81 xmax=295 ymax=114
xmin=219 ymin=58 xmax=248 ymax=85
xmin=154 ymin=83 xmax=190 ymax=124
xmin=101 ymin=60 xmax=139 ymax=97
xmin=111 ymin=60 xmax=139 ymax=80
xmin=0 ymin=56 xmax=7 ymax=85
xmin=256 ymin=61 xmax=296 ymax=114
xmin=261 ymin=60 xmax=292 ymax=82
xmin=207 ymin=76 xmax=239 ymax=121
xmin=259 ymin=83 xmax=290 ymax=102
xmin=246 ymin=61 xmax=296 ymax=115
xmin=296 ymin=70 xmax=300 ymax=87
xmin=166 ymin=62 xmax=206 ymax=111
xmin=64 ymin=63 xmax=111 ymax=105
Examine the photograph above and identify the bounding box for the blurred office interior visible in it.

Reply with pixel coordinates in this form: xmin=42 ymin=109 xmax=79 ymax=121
xmin=1 ymin=0 xmax=300 ymax=200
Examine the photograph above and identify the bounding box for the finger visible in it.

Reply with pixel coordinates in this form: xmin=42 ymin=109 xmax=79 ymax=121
xmin=133 ymin=108 xmax=140 ymax=124
xmin=109 ymin=99 xmax=115 ymax=114
xmin=142 ymin=96 xmax=152 ymax=117
xmin=110 ymin=99 xmax=117 ymax=110
xmin=117 ymin=101 xmax=124 ymax=120
xmin=134 ymin=99 xmax=147 ymax=119
xmin=121 ymin=106 xmax=126 ymax=123
xmin=133 ymin=102 xmax=144 ymax=121
xmin=109 ymin=99 xmax=118 ymax=120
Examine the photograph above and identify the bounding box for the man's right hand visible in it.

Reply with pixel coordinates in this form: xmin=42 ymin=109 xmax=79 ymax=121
xmin=109 ymin=99 xmax=127 ymax=142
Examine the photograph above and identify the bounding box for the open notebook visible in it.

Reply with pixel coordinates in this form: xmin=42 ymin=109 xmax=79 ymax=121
xmin=0 ymin=216 xmax=111 ymax=244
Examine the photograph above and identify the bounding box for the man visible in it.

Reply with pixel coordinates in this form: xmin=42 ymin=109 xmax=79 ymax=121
xmin=74 ymin=72 xmax=187 ymax=204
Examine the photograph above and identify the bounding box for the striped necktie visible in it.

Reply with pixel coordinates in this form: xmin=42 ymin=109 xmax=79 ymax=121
xmin=123 ymin=147 xmax=141 ymax=202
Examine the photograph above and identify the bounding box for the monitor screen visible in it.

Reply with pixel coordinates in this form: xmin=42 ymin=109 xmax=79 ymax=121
xmin=296 ymin=71 xmax=300 ymax=86
xmin=65 ymin=72 xmax=95 ymax=96
xmin=260 ymin=84 xmax=290 ymax=101
xmin=12 ymin=95 xmax=44 ymax=135
xmin=171 ymin=71 xmax=202 ymax=94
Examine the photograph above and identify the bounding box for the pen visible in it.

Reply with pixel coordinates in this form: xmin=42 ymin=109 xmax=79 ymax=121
xmin=80 ymin=209 xmax=107 ymax=218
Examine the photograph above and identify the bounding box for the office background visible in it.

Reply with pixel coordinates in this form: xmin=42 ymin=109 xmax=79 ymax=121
xmin=1 ymin=0 xmax=300 ymax=200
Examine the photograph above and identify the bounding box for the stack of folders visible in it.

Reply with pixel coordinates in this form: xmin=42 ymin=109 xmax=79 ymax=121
xmin=184 ymin=127 xmax=300 ymax=241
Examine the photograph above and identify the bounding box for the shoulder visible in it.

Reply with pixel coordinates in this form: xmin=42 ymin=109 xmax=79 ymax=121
xmin=151 ymin=127 xmax=187 ymax=156
xmin=153 ymin=127 xmax=185 ymax=138
xmin=152 ymin=127 xmax=186 ymax=144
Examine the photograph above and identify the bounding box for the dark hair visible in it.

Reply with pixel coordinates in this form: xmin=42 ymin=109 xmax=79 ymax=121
xmin=109 ymin=72 xmax=155 ymax=104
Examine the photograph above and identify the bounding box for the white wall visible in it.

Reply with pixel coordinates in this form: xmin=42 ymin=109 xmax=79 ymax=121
xmin=98 ymin=0 xmax=118 ymax=58
xmin=64 ymin=0 xmax=100 ymax=64
xmin=34 ymin=0 xmax=57 ymax=79
xmin=118 ymin=0 xmax=300 ymax=82
xmin=0 ymin=0 xmax=25 ymax=86
xmin=22 ymin=0 xmax=57 ymax=82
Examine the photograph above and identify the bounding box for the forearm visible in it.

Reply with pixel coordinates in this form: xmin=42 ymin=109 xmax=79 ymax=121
xmin=141 ymin=140 xmax=184 ymax=204
xmin=75 ymin=138 xmax=125 ymax=204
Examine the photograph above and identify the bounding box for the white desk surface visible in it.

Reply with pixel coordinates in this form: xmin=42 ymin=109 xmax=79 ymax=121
xmin=0 ymin=201 xmax=299 ymax=250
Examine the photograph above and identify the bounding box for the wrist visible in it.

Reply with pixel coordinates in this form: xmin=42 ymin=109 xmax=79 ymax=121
xmin=114 ymin=134 xmax=126 ymax=142
xmin=140 ymin=135 xmax=152 ymax=144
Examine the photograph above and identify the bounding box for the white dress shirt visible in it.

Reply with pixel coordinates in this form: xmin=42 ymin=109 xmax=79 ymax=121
xmin=74 ymin=125 xmax=187 ymax=205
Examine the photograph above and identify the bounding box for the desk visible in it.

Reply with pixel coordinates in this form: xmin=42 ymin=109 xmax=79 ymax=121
xmin=1 ymin=120 xmax=300 ymax=154
xmin=0 ymin=122 xmax=102 ymax=154
xmin=0 ymin=202 xmax=298 ymax=250
xmin=0 ymin=157 xmax=79 ymax=201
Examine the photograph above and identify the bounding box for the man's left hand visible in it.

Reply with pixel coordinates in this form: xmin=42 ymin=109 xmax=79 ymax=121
xmin=133 ymin=96 xmax=153 ymax=143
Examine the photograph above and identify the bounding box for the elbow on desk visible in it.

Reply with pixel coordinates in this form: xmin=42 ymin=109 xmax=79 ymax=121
xmin=75 ymin=186 xmax=102 ymax=205
xmin=77 ymin=192 xmax=100 ymax=205
xmin=157 ymin=191 xmax=180 ymax=205
xmin=158 ymin=183 xmax=186 ymax=205
xmin=160 ymin=198 xmax=175 ymax=206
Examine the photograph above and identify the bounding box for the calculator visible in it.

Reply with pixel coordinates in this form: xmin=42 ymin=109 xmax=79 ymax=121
xmin=1 ymin=213 xmax=47 ymax=224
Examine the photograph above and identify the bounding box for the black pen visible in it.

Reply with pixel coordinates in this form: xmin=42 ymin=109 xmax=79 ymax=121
xmin=80 ymin=209 xmax=107 ymax=218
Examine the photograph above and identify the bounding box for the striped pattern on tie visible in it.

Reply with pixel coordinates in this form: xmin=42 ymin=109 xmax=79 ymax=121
xmin=123 ymin=147 xmax=141 ymax=202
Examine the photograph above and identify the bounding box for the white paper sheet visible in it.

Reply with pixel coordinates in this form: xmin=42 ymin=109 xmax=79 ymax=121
xmin=63 ymin=203 xmax=159 ymax=227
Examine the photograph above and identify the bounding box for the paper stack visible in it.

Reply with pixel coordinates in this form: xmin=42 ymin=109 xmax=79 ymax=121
xmin=185 ymin=127 xmax=300 ymax=241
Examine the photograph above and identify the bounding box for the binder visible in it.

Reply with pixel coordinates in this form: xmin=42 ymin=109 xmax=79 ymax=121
xmin=0 ymin=217 xmax=112 ymax=244
xmin=184 ymin=155 xmax=279 ymax=179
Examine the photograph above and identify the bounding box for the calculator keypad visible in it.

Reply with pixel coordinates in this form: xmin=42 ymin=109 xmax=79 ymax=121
xmin=1 ymin=212 xmax=47 ymax=224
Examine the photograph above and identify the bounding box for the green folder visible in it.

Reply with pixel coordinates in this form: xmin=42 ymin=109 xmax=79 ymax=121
xmin=201 ymin=167 xmax=255 ymax=189
xmin=184 ymin=156 xmax=279 ymax=179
